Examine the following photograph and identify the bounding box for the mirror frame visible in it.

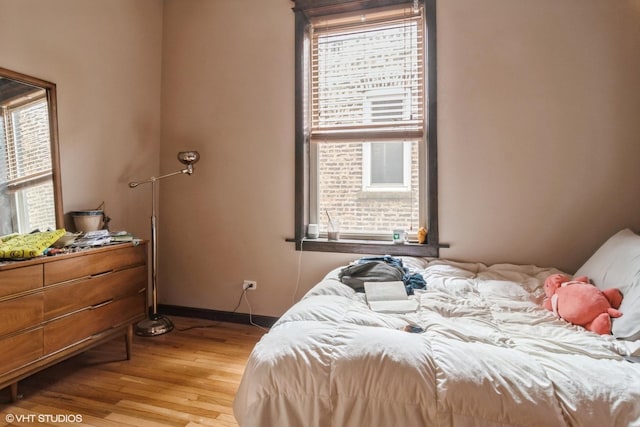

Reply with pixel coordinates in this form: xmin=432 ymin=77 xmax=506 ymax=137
xmin=0 ymin=66 xmax=64 ymax=230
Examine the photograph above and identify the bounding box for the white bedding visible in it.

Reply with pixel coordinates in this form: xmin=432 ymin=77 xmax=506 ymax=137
xmin=233 ymin=258 xmax=640 ymax=427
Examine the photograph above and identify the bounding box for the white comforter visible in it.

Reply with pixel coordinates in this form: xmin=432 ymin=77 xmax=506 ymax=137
xmin=234 ymin=258 xmax=640 ymax=427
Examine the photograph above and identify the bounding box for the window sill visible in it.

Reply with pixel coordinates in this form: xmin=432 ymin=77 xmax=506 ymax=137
xmin=356 ymin=190 xmax=412 ymax=200
xmin=286 ymin=237 xmax=448 ymax=257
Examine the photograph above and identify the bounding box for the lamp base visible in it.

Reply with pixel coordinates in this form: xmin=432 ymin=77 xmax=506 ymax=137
xmin=135 ymin=314 xmax=174 ymax=337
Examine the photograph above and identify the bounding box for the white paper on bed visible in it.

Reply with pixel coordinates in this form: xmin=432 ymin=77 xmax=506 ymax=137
xmin=364 ymin=281 xmax=418 ymax=313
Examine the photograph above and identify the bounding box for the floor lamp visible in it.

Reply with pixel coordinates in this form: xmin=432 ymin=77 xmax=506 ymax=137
xmin=128 ymin=151 xmax=201 ymax=336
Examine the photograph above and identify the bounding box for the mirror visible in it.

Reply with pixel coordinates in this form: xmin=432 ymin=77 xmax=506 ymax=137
xmin=0 ymin=67 xmax=63 ymax=235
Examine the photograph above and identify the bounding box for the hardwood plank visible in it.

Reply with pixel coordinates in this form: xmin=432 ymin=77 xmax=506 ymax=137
xmin=0 ymin=317 xmax=265 ymax=427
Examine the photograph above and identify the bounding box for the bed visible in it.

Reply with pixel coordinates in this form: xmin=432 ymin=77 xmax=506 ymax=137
xmin=233 ymin=229 xmax=640 ymax=426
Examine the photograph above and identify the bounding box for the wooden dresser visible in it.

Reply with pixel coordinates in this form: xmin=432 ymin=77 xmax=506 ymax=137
xmin=0 ymin=242 xmax=148 ymax=401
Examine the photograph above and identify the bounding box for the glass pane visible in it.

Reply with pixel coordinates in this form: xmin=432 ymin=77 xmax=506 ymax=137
xmin=1 ymin=98 xmax=54 ymax=234
xmin=16 ymin=180 xmax=56 ymax=233
xmin=10 ymin=100 xmax=51 ymax=179
xmin=371 ymin=142 xmax=404 ymax=184
xmin=313 ymin=18 xmax=423 ymax=130
xmin=317 ymin=141 xmax=419 ymax=235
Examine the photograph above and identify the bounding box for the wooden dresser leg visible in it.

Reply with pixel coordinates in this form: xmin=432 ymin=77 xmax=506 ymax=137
xmin=125 ymin=324 xmax=133 ymax=360
xmin=10 ymin=382 xmax=18 ymax=402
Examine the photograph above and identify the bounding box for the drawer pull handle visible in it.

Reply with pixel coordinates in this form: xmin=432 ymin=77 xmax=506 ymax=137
xmin=91 ymin=299 xmax=113 ymax=309
xmin=90 ymin=270 xmax=115 ymax=279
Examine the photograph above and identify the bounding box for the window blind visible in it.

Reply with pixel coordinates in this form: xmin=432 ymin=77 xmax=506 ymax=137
xmin=1 ymin=98 xmax=52 ymax=189
xmin=310 ymin=5 xmax=424 ymax=141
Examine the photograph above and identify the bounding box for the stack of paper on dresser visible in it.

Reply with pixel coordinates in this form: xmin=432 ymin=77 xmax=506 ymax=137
xmin=364 ymin=281 xmax=418 ymax=313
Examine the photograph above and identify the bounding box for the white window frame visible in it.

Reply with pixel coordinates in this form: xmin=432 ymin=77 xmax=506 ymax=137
xmin=362 ymin=141 xmax=412 ymax=192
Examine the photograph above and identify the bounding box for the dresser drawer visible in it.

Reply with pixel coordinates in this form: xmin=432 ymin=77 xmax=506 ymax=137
xmin=44 ymin=244 xmax=147 ymax=285
xmin=0 ymin=328 xmax=43 ymax=374
xmin=44 ymin=292 xmax=146 ymax=354
xmin=0 ymin=293 xmax=43 ymax=336
xmin=0 ymin=265 xmax=43 ymax=298
xmin=43 ymin=265 xmax=147 ymax=320
xmin=0 ymin=243 xmax=148 ymax=400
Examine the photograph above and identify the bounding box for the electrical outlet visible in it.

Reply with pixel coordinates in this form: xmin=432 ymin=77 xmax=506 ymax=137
xmin=243 ymin=280 xmax=257 ymax=291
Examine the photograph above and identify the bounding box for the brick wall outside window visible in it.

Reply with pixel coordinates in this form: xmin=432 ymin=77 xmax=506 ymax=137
xmin=317 ymin=140 xmax=420 ymax=235
xmin=1 ymin=98 xmax=55 ymax=234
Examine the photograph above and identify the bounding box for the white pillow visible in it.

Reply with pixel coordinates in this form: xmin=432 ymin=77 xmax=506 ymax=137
xmin=575 ymin=229 xmax=640 ymax=340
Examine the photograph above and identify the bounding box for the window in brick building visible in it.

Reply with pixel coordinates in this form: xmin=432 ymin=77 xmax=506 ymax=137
xmin=0 ymin=94 xmax=55 ymax=233
xmin=293 ymin=0 xmax=441 ymax=255
xmin=363 ymin=141 xmax=410 ymax=191
xmin=362 ymin=92 xmax=412 ymax=192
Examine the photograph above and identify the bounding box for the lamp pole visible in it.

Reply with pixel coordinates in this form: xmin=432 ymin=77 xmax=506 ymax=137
xmin=128 ymin=151 xmax=200 ymax=336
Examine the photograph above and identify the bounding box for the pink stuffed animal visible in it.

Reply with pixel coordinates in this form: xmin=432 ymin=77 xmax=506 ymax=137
xmin=542 ymin=273 xmax=623 ymax=335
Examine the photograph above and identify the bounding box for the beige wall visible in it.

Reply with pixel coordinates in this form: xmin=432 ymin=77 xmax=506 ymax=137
xmin=3 ymin=0 xmax=639 ymax=318
xmin=159 ymin=0 xmax=351 ymax=317
xmin=160 ymin=0 xmax=640 ymax=317
xmin=0 ymin=0 xmax=164 ymax=241
xmin=437 ymin=0 xmax=640 ymax=271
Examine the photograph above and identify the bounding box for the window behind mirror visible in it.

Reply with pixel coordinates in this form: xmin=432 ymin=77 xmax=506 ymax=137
xmin=0 ymin=90 xmax=56 ymax=234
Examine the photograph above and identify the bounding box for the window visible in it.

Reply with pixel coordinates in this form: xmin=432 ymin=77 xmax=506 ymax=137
xmin=362 ymin=141 xmax=411 ymax=191
xmin=362 ymin=91 xmax=412 ymax=192
xmin=0 ymin=93 xmax=55 ymax=233
xmin=293 ymin=0 xmax=441 ymax=256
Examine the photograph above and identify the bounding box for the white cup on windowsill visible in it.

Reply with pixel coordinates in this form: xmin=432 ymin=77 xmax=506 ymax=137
xmin=307 ymin=223 xmax=319 ymax=239
xmin=393 ymin=229 xmax=408 ymax=244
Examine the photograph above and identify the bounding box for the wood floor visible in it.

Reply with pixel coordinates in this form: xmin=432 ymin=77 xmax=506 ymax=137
xmin=0 ymin=317 xmax=266 ymax=427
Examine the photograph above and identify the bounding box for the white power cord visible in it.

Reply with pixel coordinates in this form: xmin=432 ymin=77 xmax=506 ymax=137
xmin=243 ymin=290 xmax=269 ymax=332
xmin=292 ymin=238 xmax=304 ymax=304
